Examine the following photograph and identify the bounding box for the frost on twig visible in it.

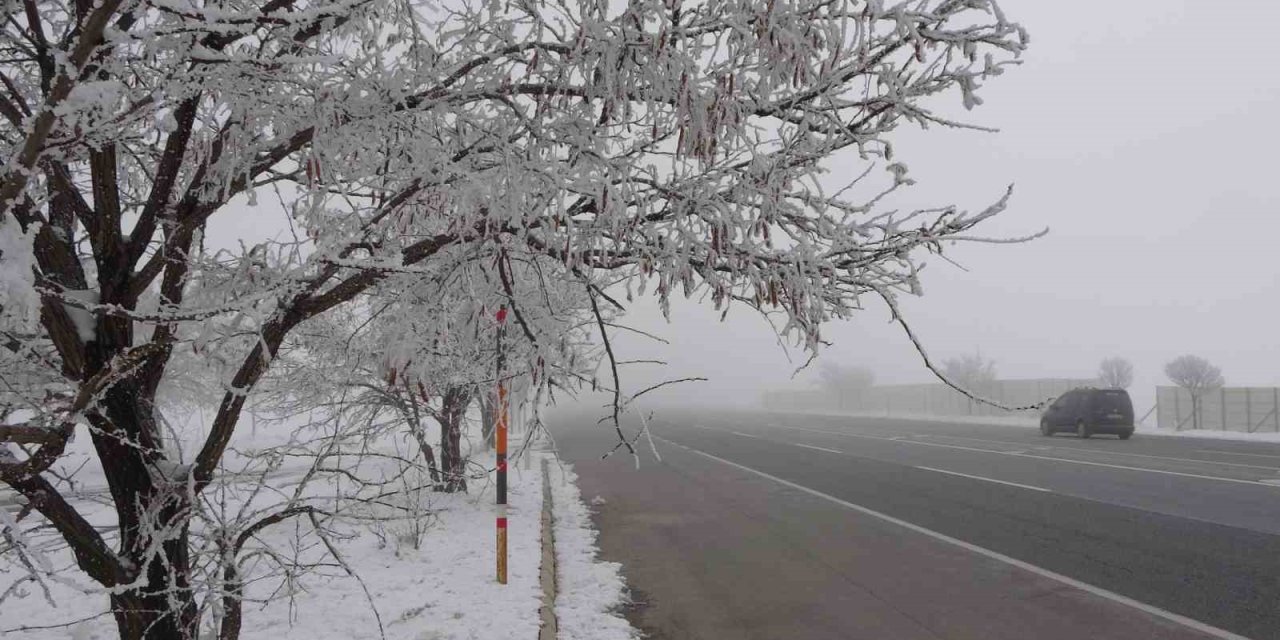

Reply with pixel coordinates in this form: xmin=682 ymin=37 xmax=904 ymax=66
xmin=0 ymin=0 xmax=1031 ymax=635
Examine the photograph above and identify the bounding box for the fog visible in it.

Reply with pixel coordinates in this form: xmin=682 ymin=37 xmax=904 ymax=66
xmin=595 ymin=0 xmax=1280 ymax=415
xmin=192 ymin=0 xmax=1280 ymax=418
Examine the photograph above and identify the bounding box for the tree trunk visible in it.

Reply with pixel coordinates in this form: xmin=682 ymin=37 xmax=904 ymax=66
xmin=86 ymin=366 xmax=199 ymax=639
xmin=409 ymin=425 xmax=442 ymax=487
xmin=106 ymin=515 xmax=197 ymax=639
xmin=218 ymin=560 xmax=245 ymax=640
xmin=400 ymin=383 xmax=442 ymax=487
xmin=438 ymin=386 xmax=472 ymax=493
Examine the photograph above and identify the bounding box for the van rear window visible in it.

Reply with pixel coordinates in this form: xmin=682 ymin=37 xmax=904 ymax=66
xmin=1094 ymin=391 xmax=1132 ymax=412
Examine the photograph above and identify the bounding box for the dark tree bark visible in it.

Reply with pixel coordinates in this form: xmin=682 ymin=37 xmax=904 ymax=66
xmin=401 ymin=380 xmax=441 ymax=486
xmin=438 ymin=386 xmax=472 ymax=493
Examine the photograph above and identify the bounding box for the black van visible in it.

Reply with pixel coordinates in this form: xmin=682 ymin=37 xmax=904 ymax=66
xmin=1039 ymin=388 xmax=1135 ymax=439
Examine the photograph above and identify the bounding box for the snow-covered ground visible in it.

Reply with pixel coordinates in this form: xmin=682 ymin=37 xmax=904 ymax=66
xmin=1 ymin=445 xmax=637 ymax=640
xmin=770 ymin=408 xmax=1280 ymax=443
xmin=1133 ymin=427 xmax=1280 ymax=443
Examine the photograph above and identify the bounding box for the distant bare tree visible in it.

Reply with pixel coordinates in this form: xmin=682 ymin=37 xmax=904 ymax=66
xmin=942 ymin=353 xmax=999 ymax=391
xmin=0 ymin=0 xmax=1030 ymax=633
xmin=1164 ymin=355 xmax=1225 ymax=430
xmin=817 ymin=363 xmax=876 ymax=407
xmin=1098 ymin=357 xmax=1134 ymax=389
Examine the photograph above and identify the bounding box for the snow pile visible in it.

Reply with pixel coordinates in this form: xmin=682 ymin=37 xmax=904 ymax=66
xmin=546 ymin=460 xmax=637 ymax=640
xmin=62 ymin=289 xmax=99 ymax=343
xmin=0 ymin=213 xmax=39 ymax=330
xmin=1134 ymin=427 xmax=1280 ymax=443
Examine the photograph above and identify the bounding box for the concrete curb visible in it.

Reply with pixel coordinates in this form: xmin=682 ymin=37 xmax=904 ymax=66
xmin=537 ymin=457 xmax=559 ymax=640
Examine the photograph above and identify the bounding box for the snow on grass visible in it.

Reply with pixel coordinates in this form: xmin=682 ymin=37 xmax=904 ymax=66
xmin=237 ymin=463 xmax=545 ymax=640
xmin=3 ymin=431 xmax=643 ymax=640
xmin=545 ymin=459 xmax=637 ymax=640
xmin=2 ymin=456 xmax=545 ymax=640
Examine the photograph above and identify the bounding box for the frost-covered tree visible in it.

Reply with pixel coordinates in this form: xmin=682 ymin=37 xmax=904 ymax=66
xmin=817 ymin=362 xmax=875 ymax=400
xmin=1098 ymin=356 xmax=1134 ymax=389
xmin=942 ymin=352 xmax=998 ymax=391
xmin=0 ymin=0 xmax=1028 ymax=637
xmin=1164 ymin=355 xmax=1224 ymax=430
xmin=353 ymin=249 xmax=598 ymax=491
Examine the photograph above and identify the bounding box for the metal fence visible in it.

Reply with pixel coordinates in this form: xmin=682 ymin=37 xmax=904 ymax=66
xmin=1156 ymin=386 xmax=1280 ymax=432
xmin=764 ymin=379 xmax=1096 ymax=417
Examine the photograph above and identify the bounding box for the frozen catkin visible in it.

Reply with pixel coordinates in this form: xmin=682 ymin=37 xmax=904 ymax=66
xmin=0 ymin=1 xmax=1028 ymax=637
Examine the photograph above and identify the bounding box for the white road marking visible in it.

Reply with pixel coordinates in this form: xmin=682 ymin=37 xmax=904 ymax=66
xmin=661 ymin=437 xmax=1252 ymax=640
xmin=793 ymin=443 xmax=843 ymax=454
xmin=768 ymin=424 xmax=1280 ymax=488
xmin=916 ymin=466 xmax=1052 ymax=493
xmin=1000 ymin=451 xmax=1272 ymax=487
xmin=1199 ymin=449 xmax=1280 ymax=461
xmin=923 ymin=434 xmax=1280 ymax=471
xmin=706 ymin=425 xmax=842 ymax=454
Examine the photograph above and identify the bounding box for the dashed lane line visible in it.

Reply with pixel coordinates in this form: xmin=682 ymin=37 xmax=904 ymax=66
xmin=916 ymin=466 xmax=1052 ymax=493
xmin=754 ymin=424 xmax=1280 ymax=489
xmin=658 ymin=436 xmax=1252 ymax=640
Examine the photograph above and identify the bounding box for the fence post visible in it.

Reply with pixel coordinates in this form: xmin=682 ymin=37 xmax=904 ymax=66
xmin=1221 ymin=388 xmax=1227 ymax=431
xmin=1246 ymin=388 xmax=1252 ymax=432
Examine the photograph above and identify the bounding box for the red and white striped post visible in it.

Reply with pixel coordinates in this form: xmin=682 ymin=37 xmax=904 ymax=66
xmin=495 ymin=306 xmax=509 ymax=584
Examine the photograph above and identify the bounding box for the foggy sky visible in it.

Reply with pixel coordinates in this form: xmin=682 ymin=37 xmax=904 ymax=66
xmin=611 ymin=0 xmax=1280 ymax=413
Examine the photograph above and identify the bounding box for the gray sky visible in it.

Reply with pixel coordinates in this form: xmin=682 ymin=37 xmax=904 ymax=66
xmin=614 ymin=0 xmax=1280 ymax=412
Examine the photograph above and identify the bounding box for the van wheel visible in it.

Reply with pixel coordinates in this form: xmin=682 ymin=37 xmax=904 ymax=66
xmin=1039 ymin=419 xmax=1053 ymax=437
xmin=1119 ymin=430 xmax=1133 ymax=440
xmin=1076 ymin=421 xmax=1091 ymax=439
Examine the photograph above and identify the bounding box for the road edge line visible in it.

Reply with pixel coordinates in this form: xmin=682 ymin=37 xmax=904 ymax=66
xmin=658 ymin=437 xmax=1252 ymax=640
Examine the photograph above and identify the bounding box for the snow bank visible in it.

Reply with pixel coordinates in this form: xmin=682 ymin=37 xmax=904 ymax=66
xmin=546 ymin=459 xmax=637 ymax=640
xmin=1134 ymin=427 xmax=1280 ymax=443
xmin=0 ymin=213 xmax=39 ymax=330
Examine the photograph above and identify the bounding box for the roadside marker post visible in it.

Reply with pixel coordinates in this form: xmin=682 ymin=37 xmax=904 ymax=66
xmin=495 ymin=306 xmax=509 ymax=585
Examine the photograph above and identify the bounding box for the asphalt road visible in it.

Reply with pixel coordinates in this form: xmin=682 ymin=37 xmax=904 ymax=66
xmin=553 ymin=409 xmax=1280 ymax=640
